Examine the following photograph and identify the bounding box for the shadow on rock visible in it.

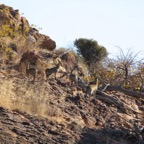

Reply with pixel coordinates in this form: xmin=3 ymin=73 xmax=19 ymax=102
xmin=78 ymin=127 xmax=144 ymax=144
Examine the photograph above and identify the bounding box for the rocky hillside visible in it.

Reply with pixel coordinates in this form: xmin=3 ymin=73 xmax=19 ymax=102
xmin=0 ymin=76 xmax=144 ymax=144
xmin=0 ymin=4 xmax=56 ymax=55
xmin=0 ymin=4 xmax=144 ymax=144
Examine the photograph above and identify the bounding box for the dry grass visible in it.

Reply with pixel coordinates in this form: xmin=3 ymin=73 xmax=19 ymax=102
xmin=0 ymin=78 xmax=15 ymax=109
xmin=0 ymin=77 xmax=62 ymax=118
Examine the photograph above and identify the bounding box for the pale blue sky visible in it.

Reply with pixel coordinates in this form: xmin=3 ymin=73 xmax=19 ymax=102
xmin=1 ymin=0 xmax=144 ymax=57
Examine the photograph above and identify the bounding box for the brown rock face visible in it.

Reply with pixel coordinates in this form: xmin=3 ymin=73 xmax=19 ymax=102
xmin=20 ymin=17 xmax=30 ymax=35
xmin=0 ymin=4 xmax=56 ymax=51
xmin=19 ymin=51 xmax=39 ymax=77
xmin=0 ymin=4 xmax=21 ymax=26
xmin=40 ymin=36 xmax=56 ymax=51
xmin=20 ymin=51 xmax=39 ymax=65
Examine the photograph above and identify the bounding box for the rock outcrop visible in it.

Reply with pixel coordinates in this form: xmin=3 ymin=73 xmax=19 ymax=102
xmin=0 ymin=4 xmax=56 ymax=52
xmin=0 ymin=4 xmax=21 ymax=26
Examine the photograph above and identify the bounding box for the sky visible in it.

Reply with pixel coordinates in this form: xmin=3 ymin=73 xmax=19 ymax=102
xmin=1 ymin=0 xmax=144 ymax=58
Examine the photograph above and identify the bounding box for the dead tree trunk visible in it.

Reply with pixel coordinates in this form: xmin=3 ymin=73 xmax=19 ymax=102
xmin=106 ymin=85 xmax=144 ymax=99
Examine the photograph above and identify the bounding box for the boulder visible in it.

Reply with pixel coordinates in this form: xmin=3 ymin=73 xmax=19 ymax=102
xmin=40 ymin=36 xmax=56 ymax=51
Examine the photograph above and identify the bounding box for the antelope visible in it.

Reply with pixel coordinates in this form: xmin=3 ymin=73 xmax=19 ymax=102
xmin=67 ymin=67 xmax=79 ymax=87
xmin=86 ymin=77 xmax=99 ymax=96
xmin=77 ymin=77 xmax=88 ymax=92
xmin=69 ymin=63 xmax=85 ymax=85
xmin=45 ymin=62 xmax=66 ymax=80
xmin=26 ymin=62 xmax=37 ymax=83
xmin=68 ymin=73 xmax=78 ymax=87
xmin=26 ymin=67 xmax=37 ymax=83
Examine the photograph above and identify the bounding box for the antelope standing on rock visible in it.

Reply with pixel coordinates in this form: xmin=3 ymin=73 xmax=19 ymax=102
xmin=68 ymin=73 xmax=78 ymax=87
xmin=68 ymin=65 xmax=84 ymax=87
xmin=45 ymin=58 xmax=66 ymax=80
xmin=26 ymin=67 xmax=37 ymax=83
xmin=26 ymin=62 xmax=37 ymax=83
xmin=86 ymin=77 xmax=99 ymax=96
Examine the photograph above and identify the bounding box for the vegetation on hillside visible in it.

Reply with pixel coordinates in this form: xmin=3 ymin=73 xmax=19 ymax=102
xmin=74 ymin=38 xmax=107 ymax=76
xmin=0 ymin=4 xmax=144 ymax=144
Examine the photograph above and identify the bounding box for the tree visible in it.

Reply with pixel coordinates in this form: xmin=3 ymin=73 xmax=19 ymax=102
xmin=74 ymin=38 xmax=108 ymax=76
xmin=99 ymin=47 xmax=144 ymax=99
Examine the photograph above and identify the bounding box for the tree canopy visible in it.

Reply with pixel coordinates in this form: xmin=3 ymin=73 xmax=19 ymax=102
xmin=74 ymin=38 xmax=108 ymax=67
